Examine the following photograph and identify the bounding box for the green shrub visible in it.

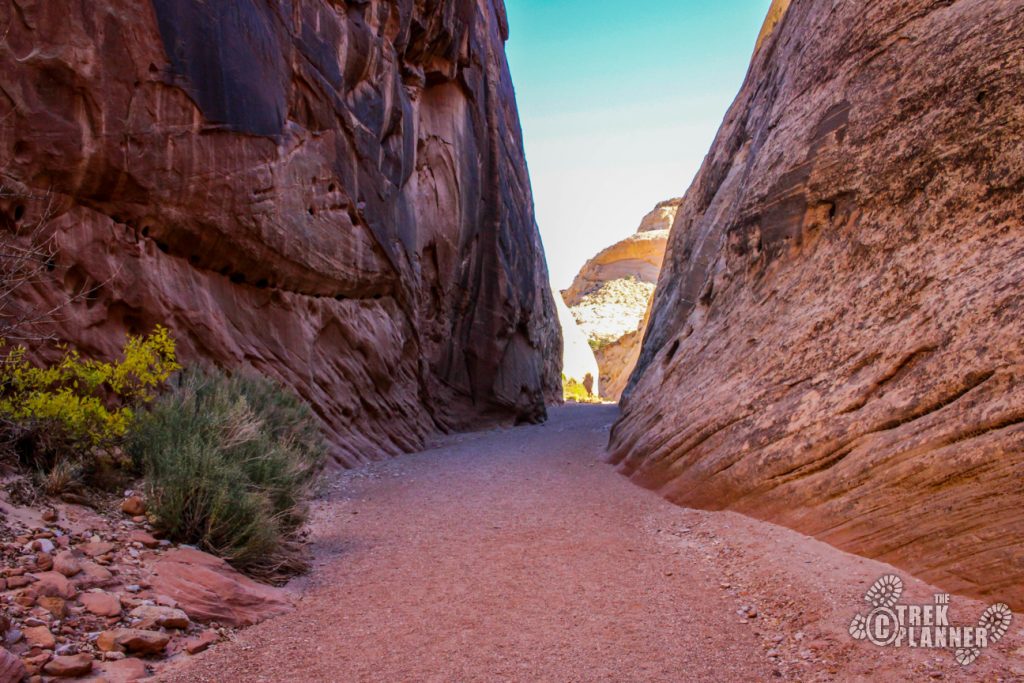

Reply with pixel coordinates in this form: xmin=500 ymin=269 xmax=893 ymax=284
xmin=127 ymin=367 xmax=326 ymax=579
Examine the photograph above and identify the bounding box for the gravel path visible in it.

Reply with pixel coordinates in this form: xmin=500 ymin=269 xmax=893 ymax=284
xmin=158 ymin=405 xmax=1024 ymax=682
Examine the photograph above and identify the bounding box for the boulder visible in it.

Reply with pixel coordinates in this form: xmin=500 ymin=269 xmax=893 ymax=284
xmin=96 ymin=657 xmax=149 ymax=682
xmin=121 ymin=497 xmax=146 ymax=517
xmin=22 ymin=625 xmax=55 ymax=650
xmin=128 ymin=605 xmax=190 ymax=630
xmin=42 ymin=654 xmax=94 ymax=677
xmin=97 ymin=629 xmax=169 ymax=656
xmin=29 ymin=571 xmax=77 ymax=600
xmin=53 ymin=551 xmax=82 ymax=578
xmin=80 ymin=591 xmax=122 ymax=618
xmin=128 ymin=531 xmax=159 ymax=549
xmin=183 ymin=630 xmax=219 ymax=656
xmin=147 ymin=548 xmax=291 ymax=627
xmin=72 ymin=561 xmax=115 ymax=590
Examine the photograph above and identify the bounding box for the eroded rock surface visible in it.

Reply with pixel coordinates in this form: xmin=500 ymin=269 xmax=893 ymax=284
xmin=612 ymin=0 xmax=1024 ymax=608
xmin=563 ymin=201 xmax=676 ymax=400
xmin=0 ymin=0 xmax=560 ymax=465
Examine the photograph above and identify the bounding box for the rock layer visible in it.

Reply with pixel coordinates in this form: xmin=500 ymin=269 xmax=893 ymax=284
xmin=612 ymin=0 xmax=1024 ymax=609
xmin=0 ymin=0 xmax=560 ymax=465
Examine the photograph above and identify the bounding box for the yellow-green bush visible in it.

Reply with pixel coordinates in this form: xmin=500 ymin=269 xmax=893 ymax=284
xmin=0 ymin=326 xmax=180 ymax=460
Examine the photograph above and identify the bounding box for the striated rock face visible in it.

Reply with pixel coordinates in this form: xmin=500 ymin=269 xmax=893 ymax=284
xmin=0 ymin=0 xmax=560 ymax=465
xmin=612 ymin=0 xmax=1024 ymax=608
xmin=563 ymin=201 xmax=676 ymax=400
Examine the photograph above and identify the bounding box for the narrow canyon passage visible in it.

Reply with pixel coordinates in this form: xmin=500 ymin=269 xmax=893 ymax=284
xmin=158 ymin=405 xmax=1022 ymax=682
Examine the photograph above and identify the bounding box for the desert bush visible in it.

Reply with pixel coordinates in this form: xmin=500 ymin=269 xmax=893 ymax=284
xmin=127 ymin=367 xmax=326 ymax=579
xmin=0 ymin=326 xmax=180 ymax=470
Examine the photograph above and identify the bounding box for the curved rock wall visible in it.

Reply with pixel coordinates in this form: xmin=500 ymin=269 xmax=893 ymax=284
xmin=612 ymin=0 xmax=1024 ymax=608
xmin=0 ymin=0 xmax=561 ymax=465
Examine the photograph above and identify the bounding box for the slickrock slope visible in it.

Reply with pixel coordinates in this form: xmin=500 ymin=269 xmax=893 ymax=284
xmin=612 ymin=0 xmax=1024 ymax=609
xmin=552 ymin=289 xmax=599 ymax=398
xmin=563 ymin=200 xmax=678 ymax=399
xmin=0 ymin=0 xmax=560 ymax=465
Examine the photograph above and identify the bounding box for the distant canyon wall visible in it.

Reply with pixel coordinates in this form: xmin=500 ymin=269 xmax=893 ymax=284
xmin=563 ymin=200 xmax=678 ymax=400
xmin=0 ymin=0 xmax=561 ymax=465
xmin=613 ymin=0 xmax=1024 ymax=608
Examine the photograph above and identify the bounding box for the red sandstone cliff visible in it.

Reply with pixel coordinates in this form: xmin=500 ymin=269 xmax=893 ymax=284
xmin=0 ymin=0 xmax=561 ymax=465
xmin=611 ymin=0 xmax=1024 ymax=608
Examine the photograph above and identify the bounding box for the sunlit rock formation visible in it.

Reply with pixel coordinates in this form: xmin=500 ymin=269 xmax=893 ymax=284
xmin=563 ymin=200 xmax=679 ymax=400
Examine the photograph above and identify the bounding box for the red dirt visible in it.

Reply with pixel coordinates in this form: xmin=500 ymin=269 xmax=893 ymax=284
xmin=157 ymin=405 xmax=1024 ymax=681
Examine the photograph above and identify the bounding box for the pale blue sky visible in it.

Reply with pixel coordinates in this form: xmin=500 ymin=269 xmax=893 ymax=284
xmin=504 ymin=0 xmax=772 ymax=288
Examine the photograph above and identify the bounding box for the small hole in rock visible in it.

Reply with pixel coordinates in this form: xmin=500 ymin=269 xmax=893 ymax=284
xmin=328 ymin=183 xmax=336 ymax=192
xmin=255 ymin=278 xmax=269 ymax=289
xmin=45 ymin=257 xmax=56 ymax=272
xmin=229 ymin=273 xmax=245 ymax=284
xmin=976 ymin=91 xmax=987 ymax=104
xmin=308 ymin=207 xmax=315 ymax=216
xmin=156 ymin=241 xmax=169 ymax=253
xmin=141 ymin=226 xmax=150 ymax=237
xmin=828 ymin=203 xmax=837 ymax=220
xmin=13 ymin=205 xmax=25 ymax=221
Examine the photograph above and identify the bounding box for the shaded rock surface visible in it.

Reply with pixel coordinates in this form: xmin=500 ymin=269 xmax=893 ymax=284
xmin=612 ymin=0 xmax=1024 ymax=609
xmin=562 ymin=201 xmax=676 ymax=400
xmin=0 ymin=0 xmax=560 ymax=466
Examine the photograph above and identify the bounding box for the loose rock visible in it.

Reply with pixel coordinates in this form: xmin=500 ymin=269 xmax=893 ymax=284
xmin=42 ymin=653 xmax=94 ymax=678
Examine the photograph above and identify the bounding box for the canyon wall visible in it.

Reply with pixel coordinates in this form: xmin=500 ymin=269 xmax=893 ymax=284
xmin=0 ymin=0 xmax=561 ymax=465
xmin=612 ymin=0 xmax=1024 ymax=608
